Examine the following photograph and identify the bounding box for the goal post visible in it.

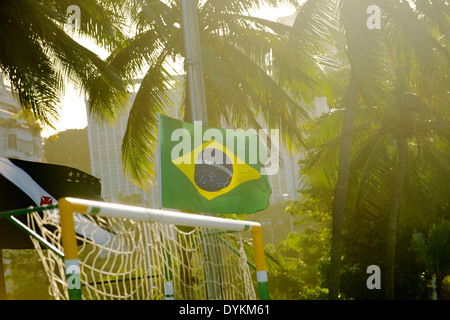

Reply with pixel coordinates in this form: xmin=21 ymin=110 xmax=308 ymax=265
xmin=57 ymin=197 xmax=270 ymax=300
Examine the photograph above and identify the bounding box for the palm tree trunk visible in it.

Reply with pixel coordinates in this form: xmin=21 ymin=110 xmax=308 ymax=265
xmin=328 ymin=76 xmax=358 ymax=299
xmin=384 ymin=135 xmax=408 ymax=299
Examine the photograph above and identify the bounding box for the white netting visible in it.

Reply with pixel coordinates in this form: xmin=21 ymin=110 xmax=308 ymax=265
xmin=26 ymin=208 xmax=256 ymax=300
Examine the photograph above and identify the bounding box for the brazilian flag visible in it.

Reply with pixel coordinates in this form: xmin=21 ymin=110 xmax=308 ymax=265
xmin=158 ymin=114 xmax=271 ymax=214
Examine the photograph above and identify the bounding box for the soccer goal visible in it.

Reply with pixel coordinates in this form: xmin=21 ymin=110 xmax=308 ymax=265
xmin=19 ymin=197 xmax=269 ymax=300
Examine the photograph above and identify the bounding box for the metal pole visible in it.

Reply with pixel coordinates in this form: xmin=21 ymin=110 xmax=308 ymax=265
xmin=181 ymin=0 xmax=208 ymax=125
xmin=59 ymin=199 xmax=83 ymax=300
xmin=181 ymin=0 xmax=219 ymax=297
xmin=252 ymin=226 xmax=270 ymax=300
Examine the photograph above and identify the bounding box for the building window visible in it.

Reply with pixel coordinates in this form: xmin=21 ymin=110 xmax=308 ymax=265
xmin=6 ymin=134 xmax=33 ymax=154
xmin=18 ymin=139 xmax=32 ymax=154
xmin=7 ymin=134 xmax=17 ymax=150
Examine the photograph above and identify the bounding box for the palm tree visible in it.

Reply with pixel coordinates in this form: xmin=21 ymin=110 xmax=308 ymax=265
xmin=0 ymin=0 xmax=129 ymax=129
xmin=95 ymin=0 xmax=325 ymax=187
xmin=290 ymin=0 xmax=390 ymax=299
xmin=299 ymin=84 xmax=449 ymax=299
xmin=362 ymin=0 xmax=448 ymax=299
xmin=354 ymin=94 xmax=449 ymax=299
xmin=290 ymin=0 xmax=448 ymax=299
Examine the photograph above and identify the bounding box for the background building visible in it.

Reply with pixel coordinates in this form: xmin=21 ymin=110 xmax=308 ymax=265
xmin=87 ymin=81 xmax=182 ymax=206
xmin=0 ymin=73 xmax=44 ymax=161
xmin=0 ymin=73 xmax=46 ymax=301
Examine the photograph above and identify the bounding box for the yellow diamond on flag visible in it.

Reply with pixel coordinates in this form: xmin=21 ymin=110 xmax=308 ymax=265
xmin=172 ymin=140 xmax=261 ymax=200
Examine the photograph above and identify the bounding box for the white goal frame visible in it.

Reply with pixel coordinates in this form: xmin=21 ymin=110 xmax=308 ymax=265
xmin=58 ymin=197 xmax=270 ymax=300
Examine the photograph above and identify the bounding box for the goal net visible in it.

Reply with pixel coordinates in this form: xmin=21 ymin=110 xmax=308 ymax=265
xmin=24 ymin=198 xmax=267 ymax=300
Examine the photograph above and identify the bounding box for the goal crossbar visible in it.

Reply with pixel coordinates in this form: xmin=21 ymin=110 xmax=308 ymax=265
xmin=58 ymin=197 xmax=270 ymax=300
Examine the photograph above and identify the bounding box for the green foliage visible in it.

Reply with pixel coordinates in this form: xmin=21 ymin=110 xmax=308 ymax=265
xmin=3 ymin=249 xmax=52 ymax=300
xmin=44 ymin=128 xmax=91 ymax=173
xmin=295 ymin=104 xmax=449 ymax=299
xmin=250 ymin=203 xmax=301 ymax=245
xmin=265 ymin=196 xmax=331 ymax=299
xmin=423 ymin=221 xmax=450 ymax=276
xmin=413 ymin=220 xmax=450 ymax=299
xmin=117 ymin=192 xmax=144 ymax=206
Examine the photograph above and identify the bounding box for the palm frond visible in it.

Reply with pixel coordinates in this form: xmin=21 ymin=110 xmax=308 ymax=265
xmin=121 ymin=53 xmax=179 ymax=186
xmin=0 ymin=0 xmax=129 ymax=128
xmin=215 ymin=41 xmax=309 ymax=149
xmin=340 ymin=0 xmax=393 ymax=108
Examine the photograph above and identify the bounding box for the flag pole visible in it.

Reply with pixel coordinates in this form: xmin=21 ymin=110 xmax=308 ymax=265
xmin=181 ymin=0 xmax=208 ymax=125
xmin=182 ymin=0 xmax=224 ymax=298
